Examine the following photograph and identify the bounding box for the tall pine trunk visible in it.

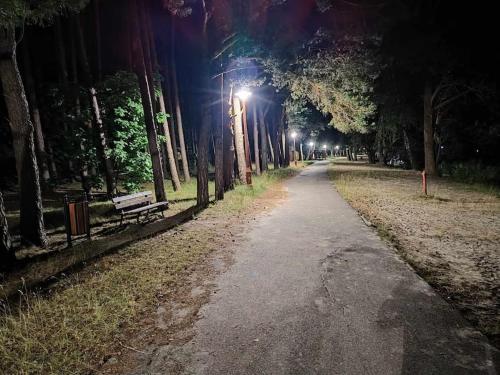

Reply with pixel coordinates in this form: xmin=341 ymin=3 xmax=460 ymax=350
xmin=0 ymin=27 xmax=47 ymax=247
xmin=171 ymin=19 xmax=191 ymax=183
xmin=22 ymin=38 xmax=50 ymax=185
xmin=252 ymin=103 xmax=261 ymax=176
xmin=130 ymin=0 xmax=166 ymax=202
xmin=258 ymin=107 xmax=268 ymax=172
xmin=272 ymin=116 xmax=280 ymax=170
xmin=197 ymin=104 xmax=211 ymax=206
xmin=283 ymin=119 xmax=290 ymax=167
xmin=233 ymin=96 xmax=247 ymax=182
xmin=74 ymin=15 xmax=115 ymax=196
xmin=159 ymin=90 xmax=182 ymax=191
xmin=423 ymin=81 xmax=437 ymax=175
xmin=214 ymin=75 xmax=224 ymax=200
xmin=0 ymin=191 xmax=15 ymax=267
xmin=144 ymin=8 xmax=181 ymax=191
xmin=55 ymin=17 xmax=75 ymax=178
xmin=242 ymin=102 xmax=252 ymax=183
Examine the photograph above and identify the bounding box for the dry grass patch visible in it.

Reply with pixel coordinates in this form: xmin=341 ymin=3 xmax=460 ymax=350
xmin=329 ymin=159 xmax=500 ymax=347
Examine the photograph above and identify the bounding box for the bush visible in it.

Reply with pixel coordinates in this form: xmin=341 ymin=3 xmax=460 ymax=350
xmin=99 ymin=72 xmax=153 ymax=193
xmin=440 ymin=161 xmax=500 ymax=185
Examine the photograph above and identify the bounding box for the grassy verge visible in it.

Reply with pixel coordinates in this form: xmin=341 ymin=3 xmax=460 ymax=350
xmin=328 ymin=158 xmax=500 ymax=347
xmin=0 ymin=166 xmax=301 ymax=374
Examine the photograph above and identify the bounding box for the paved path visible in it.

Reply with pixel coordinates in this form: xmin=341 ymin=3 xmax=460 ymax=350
xmin=181 ymin=162 xmax=498 ymax=374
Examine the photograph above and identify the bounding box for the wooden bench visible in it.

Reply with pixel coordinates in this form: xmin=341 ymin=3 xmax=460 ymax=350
xmin=112 ymin=191 xmax=168 ymax=225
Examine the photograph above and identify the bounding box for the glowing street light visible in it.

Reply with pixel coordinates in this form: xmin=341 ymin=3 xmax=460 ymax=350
xmin=309 ymin=141 xmax=314 ymax=147
xmin=235 ymin=88 xmax=252 ymax=102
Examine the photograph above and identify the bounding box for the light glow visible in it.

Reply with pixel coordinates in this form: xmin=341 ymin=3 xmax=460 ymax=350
xmin=235 ymin=88 xmax=252 ymax=101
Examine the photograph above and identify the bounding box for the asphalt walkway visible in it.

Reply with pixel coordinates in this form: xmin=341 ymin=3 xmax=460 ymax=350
xmin=178 ymin=161 xmax=499 ymax=374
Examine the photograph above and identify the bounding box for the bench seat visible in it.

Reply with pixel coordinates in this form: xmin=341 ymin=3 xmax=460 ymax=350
xmin=125 ymin=201 xmax=168 ymax=215
xmin=112 ymin=191 xmax=168 ymax=225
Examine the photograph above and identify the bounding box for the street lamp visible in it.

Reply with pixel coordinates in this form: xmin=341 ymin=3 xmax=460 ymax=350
xmin=322 ymin=144 xmax=327 ymax=159
xmin=235 ymin=88 xmax=252 ymax=184
xmin=291 ymin=132 xmax=297 ymax=166
xmin=235 ymin=88 xmax=252 ymax=102
xmin=335 ymin=145 xmax=340 ymax=157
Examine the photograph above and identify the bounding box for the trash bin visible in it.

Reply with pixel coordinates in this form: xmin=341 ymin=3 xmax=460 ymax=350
xmin=63 ymin=193 xmax=91 ymax=247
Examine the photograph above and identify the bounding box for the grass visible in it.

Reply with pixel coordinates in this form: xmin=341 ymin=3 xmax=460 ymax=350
xmin=0 ymin=166 xmax=301 ymax=375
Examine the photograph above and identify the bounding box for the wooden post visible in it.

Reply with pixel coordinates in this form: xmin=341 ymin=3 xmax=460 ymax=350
xmin=422 ymin=170 xmax=428 ymax=195
xmin=63 ymin=195 xmax=72 ymax=247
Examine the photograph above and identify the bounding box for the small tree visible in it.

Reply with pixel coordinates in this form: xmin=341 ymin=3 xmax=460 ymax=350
xmin=99 ymin=72 xmax=153 ymax=192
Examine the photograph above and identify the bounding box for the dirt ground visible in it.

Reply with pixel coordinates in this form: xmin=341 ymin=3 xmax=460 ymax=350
xmin=329 ymin=159 xmax=500 ymax=347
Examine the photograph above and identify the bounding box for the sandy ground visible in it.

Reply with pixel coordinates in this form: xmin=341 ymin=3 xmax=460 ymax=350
xmin=330 ymin=160 xmax=500 ymax=346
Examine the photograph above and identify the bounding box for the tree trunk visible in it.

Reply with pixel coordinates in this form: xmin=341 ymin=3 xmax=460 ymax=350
xmin=46 ymin=141 xmax=58 ymax=180
xmin=0 ymin=191 xmax=15 ymax=267
xmin=69 ymin=22 xmax=91 ymax=192
xmin=424 ymin=81 xmax=437 ymax=175
xmin=54 ymin=17 xmax=69 ymax=86
xmin=130 ymin=0 xmax=166 ymax=202
xmin=94 ymin=0 xmax=103 ymax=81
xmin=267 ymin=126 xmax=275 ymax=164
xmin=258 ymin=107 xmax=268 ymax=172
xmin=0 ymin=28 xmax=47 ymax=247
xmin=241 ymin=102 xmax=252 ymax=185
xmin=233 ymin=96 xmax=247 ymax=183
xmin=283 ymin=119 xmax=290 ymax=168
xmin=197 ymin=103 xmax=211 ymax=206
xmin=223 ymin=118 xmax=235 ymax=191
xmin=403 ymin=128 xmax=417 ymax=170
xmin=171 ymin=20 xmax=191 ymax=183
xmin=252 ymin=103 xmax=261 ymax=176
xmin=214 ymin=75 xmax=224 ymax=200
xmin=158 ymin=90 xmax=182 ymax=191
xmin=22 ymin=39 xmax=50 ymax=185
xmin=54 ymin=17 xmax=76 ymax=178
xmin=272 ymin=123 xmax=280 ymax=169
xmin=143 ymin=13 xmax=180 ymax=190
xmin=74 ymin=15 xmax=115 ymax=196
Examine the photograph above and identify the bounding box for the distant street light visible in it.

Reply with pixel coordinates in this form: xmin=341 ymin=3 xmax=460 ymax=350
xmin=322 ymin=144 xmax=327 ymax=159
xmin=291 ymin=132 xmax=298 ymax=166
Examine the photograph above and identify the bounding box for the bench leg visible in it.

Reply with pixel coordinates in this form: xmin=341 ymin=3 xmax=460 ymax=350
xmin=120 ymin=213 xmax=124 ymax=226
xmin=137 ymin=213 xmax=141 ymax=224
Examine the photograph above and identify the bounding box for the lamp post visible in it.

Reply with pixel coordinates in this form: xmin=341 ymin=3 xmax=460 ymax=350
xmin=309 ymin=141 xmax=314 ymax=160
xmin=335 ymin=145 xmax=340 ymax=157
xmin=322 ymin=144 xmax=327 ymax=159
xmin=236 ymin=88 xmax=252 ymax=184
xmin=291 ymin=131 xmax=297 ymax=166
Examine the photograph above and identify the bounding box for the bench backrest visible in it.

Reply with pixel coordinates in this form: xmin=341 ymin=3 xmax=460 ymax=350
xmin=112 ymin=191 xmax=153 ymax=210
